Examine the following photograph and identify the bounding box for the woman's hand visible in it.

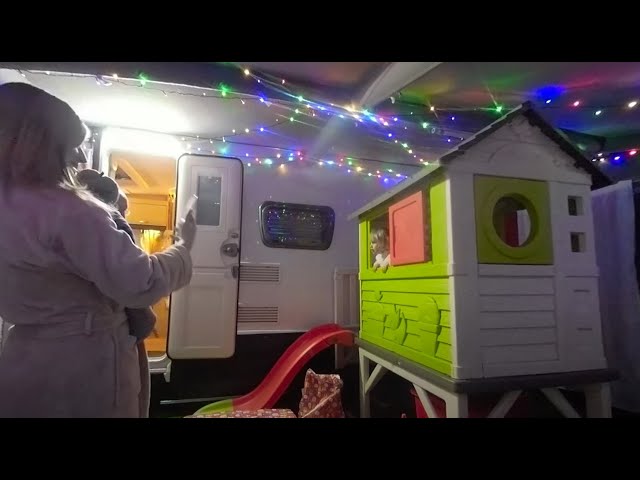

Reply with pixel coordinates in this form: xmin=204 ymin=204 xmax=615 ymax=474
xmin=177 ymin=210 xmax=197 ymax=251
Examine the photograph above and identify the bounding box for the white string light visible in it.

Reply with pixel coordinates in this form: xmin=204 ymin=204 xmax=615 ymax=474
xmin=22 ymin=69 xmax=458 ymax=165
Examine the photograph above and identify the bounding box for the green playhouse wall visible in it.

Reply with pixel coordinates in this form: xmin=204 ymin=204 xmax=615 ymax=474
xmin=359 ymin=177 xmax=453 ymax=376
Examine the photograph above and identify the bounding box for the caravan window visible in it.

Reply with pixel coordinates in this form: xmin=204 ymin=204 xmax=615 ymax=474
xmin=196 ymin=175 xmax=222 ymax=226
xmin=259 ymin=201 xmax=335 ymax=250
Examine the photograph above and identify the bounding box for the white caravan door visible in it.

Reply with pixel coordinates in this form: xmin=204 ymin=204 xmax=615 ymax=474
xmin=168 ymin=154 xmax=243 ymax=359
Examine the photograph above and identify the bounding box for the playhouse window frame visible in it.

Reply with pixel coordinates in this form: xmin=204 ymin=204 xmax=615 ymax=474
xmin=365 ymin=187 xmax=432 ymax=271
xmin=474 ymin=175 xmax=553 ymax=265
xmin=367 ymin=211 xmax=390 ymax=268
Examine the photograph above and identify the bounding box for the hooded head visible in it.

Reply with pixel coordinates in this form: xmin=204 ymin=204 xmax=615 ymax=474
xmin=76 ymin=168 xmax=120 ymax=206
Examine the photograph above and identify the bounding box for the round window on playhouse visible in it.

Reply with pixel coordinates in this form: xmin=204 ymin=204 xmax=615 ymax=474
xmin=474 ymin=175 xmax=553 ymax=265
xmin=492 ymin=195 xmax=533 ymax=248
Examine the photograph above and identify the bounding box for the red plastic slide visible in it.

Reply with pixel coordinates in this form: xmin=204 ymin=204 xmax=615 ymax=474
xmin=193 ymin=323 xmax=355 ymax=415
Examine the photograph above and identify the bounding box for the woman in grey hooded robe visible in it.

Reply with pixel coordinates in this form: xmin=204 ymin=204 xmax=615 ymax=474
xmin=0 ymin=82 xmax=196 ymax=418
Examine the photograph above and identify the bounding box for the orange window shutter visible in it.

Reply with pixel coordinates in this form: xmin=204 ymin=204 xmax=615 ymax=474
xmin=389 ymin=191 xmax=428 ymax=266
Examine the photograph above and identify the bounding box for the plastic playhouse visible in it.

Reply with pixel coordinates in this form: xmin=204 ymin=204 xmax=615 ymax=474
xmin=350 ymin=101 xmax=617 ymax=418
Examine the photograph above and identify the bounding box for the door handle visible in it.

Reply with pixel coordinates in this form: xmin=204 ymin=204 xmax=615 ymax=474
xmin=221 ymin=243 xmax=239 ymax=257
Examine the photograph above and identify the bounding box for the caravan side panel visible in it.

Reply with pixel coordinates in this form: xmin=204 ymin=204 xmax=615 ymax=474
xmin=238 ymin=167 xmax=388 ymax=333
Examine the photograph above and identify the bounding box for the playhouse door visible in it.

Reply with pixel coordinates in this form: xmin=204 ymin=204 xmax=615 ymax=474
xmin=167 ymin=154 xmax=243 ymax=359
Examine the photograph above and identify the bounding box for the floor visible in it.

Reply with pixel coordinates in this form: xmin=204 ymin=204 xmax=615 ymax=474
xmin=150 ymin=350 xmax=638 ymax=419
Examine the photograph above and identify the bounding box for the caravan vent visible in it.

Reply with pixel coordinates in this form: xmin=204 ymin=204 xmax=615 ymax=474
xmin=237 ymin=306 xmax=279 ymax=323
xmin=239 ymin=264 xmax=280 ymax=283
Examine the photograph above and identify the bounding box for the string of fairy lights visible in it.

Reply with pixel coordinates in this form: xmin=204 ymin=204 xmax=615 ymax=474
xmin=20 ymin=69 xmax=465 ymax=174
xmin=591 ymin=149 xmax=639 ymax=166
xmin=19 ymin=65 xmax=640 ymax=179
xmin=179 ymin=141 xmax=413 ymax=184
xmin=21 ymin=67 xmax=640 ymax=133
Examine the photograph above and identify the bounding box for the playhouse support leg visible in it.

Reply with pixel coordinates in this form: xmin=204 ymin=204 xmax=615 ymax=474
xmin=359 ymin=350 xmax=371 ymax=418
xmin=487 ymin=390 xmax=522 ymax=418
xmin=365 ymin=364 xmax=387 ymax=394
xmin=359 ymin=352 xmax=388 ymax=418
xmin=584 ymin=383 xmax=612 ymax=418
xmin=444 ymin=392 xmax=468 ymax=418
xmin=541 ymin=388 xmax=581 ymax=418
xmin=414 ymin=385 xmax=440 ymax=418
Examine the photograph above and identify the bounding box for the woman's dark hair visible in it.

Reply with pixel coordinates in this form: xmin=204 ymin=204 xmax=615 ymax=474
xmin=0 ymin=82 xmax=86 ymax=189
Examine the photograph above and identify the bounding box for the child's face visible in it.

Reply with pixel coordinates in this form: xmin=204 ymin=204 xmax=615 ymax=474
xmin=370 ymin=230 xmax=388 ymax=254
